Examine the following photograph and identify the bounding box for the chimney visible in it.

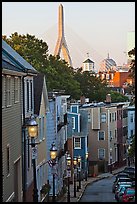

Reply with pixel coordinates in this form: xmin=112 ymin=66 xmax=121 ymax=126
xmin=106 ymin=94 xmax=111 ymax=104
xmin=80 ymin=95 xmax=85 ymax=105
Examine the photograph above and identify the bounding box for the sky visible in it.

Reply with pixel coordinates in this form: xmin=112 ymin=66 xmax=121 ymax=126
xmin=2 ymin=2 xmax=135 ymax=70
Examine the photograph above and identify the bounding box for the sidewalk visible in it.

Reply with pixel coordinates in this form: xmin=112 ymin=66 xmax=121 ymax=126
xmin=57 ymin=165 xmax=127 ymax=202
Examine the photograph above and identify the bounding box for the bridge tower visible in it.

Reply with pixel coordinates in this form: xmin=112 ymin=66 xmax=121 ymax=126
xmin=54 ymin=4 xmax=72 ymax=67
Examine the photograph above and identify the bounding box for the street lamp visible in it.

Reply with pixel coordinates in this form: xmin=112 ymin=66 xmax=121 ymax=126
xmin=26 ymin=115 xmax=38 ymax=202
xmin=66 ymin=153 xmax=71 ymax=202
xmin=50 ymin=142 xmax=57 ymax=202
xmin=127 ymin=145 xmax=131 ymax=166
xmin=110 ymin=148 xmax=112 ymax=174
xmin=85 ymin=152 xmax=88 ymax=181
xmin=77 ymin=155 xmax=81 ymax=189
xmin=73 ymin=157 xmax=77 ymax=197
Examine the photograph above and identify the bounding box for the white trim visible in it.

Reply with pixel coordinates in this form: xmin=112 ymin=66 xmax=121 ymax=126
xmin=72 ymin=117 xmax=75 ymax=129
xmin=78 ymin=115 xmax=80 ymax=132
xmin=74 ymin=137 xmax=81 ymax=149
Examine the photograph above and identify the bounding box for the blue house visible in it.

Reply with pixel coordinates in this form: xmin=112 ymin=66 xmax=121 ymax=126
xmin=67 ymin=104 xmax=88 ymax=178
xmin=46 ymin=92 xmax=70 ymax=199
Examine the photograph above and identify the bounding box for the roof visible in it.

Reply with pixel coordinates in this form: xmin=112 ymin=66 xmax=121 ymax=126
xmin=83 ymin=58 xmax=94 ymax=63
xmin=2 ymin=59 xmax=24 ymax=73
xmin=33 ymin=73 xmax=49 ymax=115
xmin=2 ymin=39 xmax=38 ymax=74
xmin=34 ymin=73 xmax=44 ymax=115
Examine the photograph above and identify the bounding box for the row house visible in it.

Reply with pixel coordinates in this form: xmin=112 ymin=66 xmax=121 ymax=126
xmin=2 ymin=39 xmax=38 ymax=202
xmin=81 ymin=99 xmax=129 ymax=174
xmin=46 ymin=92 xmax=70 ymax=199
xmin=67 ymin=104 xmax=88 ymax=180
xmin=127 ymin=105 xmax=135 ymax=145
xmin=33 ymin=73 xmax=49 ymax=201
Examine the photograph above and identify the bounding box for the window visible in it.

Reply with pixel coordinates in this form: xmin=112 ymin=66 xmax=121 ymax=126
xmin=101 ymin=113 xmax=106 ymax=123
xmin=112 ymin=112 xmax=115 ymax=121
xmin=98 ymin=148 xmax=105 ymax=160
xmin=110 ymin=130 xmax=113 ymax=141
xmin=14 ymin=77 xmax=19 ymax=103
xmin=30 ymin=80 xmax=33 ymax=111
xmin=7 ymin=144 xmax=10 ymax=175
xmin=27 ymin=80 xmax=29 ymax=112
xmin=115 ymin=112 xmax=117 ymax=121
xmin=98 ymin=131 xmax=105 ymax=140
xmin=110 ymin=113 xmax=111 ymax=122
xmin=74 ymin=137 xmax=81 ymax=149
xmin=131 ymin=130 xmax=133 ymax=136
xmin=115 ymin=129 xmax=117 ymax=138
xmin=72 ymin=117 xmax=75 ymax=129
xmin=130 ymin=114 xmax=134 ymax=123
xmin=6 ymin=76 xmax=12 ymax=107
xmin=2 ymin=75 xmax=5 ymax=108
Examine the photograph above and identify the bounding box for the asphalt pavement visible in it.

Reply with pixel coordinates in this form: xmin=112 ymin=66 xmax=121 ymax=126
xmin=56 ymin=165 xmax=129 ymax=202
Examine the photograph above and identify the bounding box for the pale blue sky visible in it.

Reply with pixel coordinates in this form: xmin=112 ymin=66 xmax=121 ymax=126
xmin=2 ymin=2 xmax=135 ymax=69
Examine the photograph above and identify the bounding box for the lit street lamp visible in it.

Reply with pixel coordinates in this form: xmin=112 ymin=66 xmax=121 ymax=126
xmin=50 ymin=142 xmax=57 ymax=202
xmin=66 ymin=153 xmax=71 ymax=202
xmin=26 ymin=115 xmax=38 ymax=202
xmin=127 ymin=145 xmax=131 ymax=166
xmin=73 ymin=157 xmax=77 ymax=197
xmin=85 ymin=152 xmax=88 ymax=181
xmin=110 ymin=148 xmax=112 ymax=174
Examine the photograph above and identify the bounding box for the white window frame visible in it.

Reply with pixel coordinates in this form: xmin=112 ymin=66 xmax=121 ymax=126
xmin=14 ymin=77 xmax=19 ymax=103
xmin=101 ymin=113 xmax=106 ymax=123
xmin=98 ymin=131 xmax=105 ymax=141
xmin=2 ymin=75 xmax=5 ymax=108
xmin=74 ymin=137 xmax=81 ymax=149
xmin=6 ymin=75 xmax=12 ymax=107
xmin=98 ymin=148 xmax=105 ymax=160
xmin=72 ymin=117 xmax=75 ymax=129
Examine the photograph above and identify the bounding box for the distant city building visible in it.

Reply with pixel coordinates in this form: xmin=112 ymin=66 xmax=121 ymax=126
xmin=99 ymin=53 xmax=117 ymax=72
xmin=82 ymin=58 xmax=95 ymax=72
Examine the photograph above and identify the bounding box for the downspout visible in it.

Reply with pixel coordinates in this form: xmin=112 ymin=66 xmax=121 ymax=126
xmin=22 ymin=75 xmax=27 ymax=202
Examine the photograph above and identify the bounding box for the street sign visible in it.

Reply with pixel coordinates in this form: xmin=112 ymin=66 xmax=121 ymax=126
xmin=32 ymin=147 xmax=38 ymax=159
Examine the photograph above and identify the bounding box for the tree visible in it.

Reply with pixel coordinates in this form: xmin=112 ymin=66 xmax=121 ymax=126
xmin=110 ymin=90 xmax=129 ymax=103
xmin=2 ymin=32 xmax=81 ymax=100
xmin=74 ymin=70 xmax=110 ymax=102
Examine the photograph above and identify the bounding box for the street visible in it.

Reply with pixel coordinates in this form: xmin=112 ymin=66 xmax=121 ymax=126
xmin=79 ymin=176 xmax=116 ymax=202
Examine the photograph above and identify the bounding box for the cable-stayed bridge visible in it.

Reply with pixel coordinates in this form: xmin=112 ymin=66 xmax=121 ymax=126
xmin=39 ymin=24 xmax=108 ymax=72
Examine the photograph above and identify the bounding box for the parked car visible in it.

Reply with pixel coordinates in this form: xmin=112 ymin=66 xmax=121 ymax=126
xmin=122 ymin=166 xmax=135 ymax=180
xmin=112 ymin=177 xmax=132 ymax=193
xmin=121 ymin=187 xmax=135 ymax=202
xmin=115 ymin=185 xmax=132 ymax=202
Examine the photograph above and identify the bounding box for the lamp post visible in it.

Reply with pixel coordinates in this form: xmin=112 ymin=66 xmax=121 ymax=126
xmin=50 ymin=142 xmax=57 ymax=202
xmin=77 ymin=156 xmax=81 ymax=189
xmin=127 ymin=145 xmax=131 ymax=166
xmin=66 ymin=153 xmax=71 ymax=202
xmin=85 ymin=152 xmax=88 ymax=181
xmin=110 ymin=148 xmax=112 ymax=174
xmin=26 ymin=115 xmax=38 ymax=202
xmin=73 ymin=157 xmax=77 ymax=197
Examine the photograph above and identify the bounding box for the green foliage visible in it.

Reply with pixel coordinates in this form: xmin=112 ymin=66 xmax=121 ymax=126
xmin=110 ymin=90 xmax=129 ymax=103
xmin=2 ymin=32 xmax=111 ymax=101
xmin=74 ymin=70 xmax=110 ymax=102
